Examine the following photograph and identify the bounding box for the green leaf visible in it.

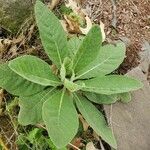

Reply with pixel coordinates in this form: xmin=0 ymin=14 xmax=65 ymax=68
xmin=42 ymin=89 xmax=79 ymax=148
xmin=60 ymin=57 xmax=73 ymax=81
xmin=84 ymin=92 xmax=118 ymax=104
xmin=74 ymin=94 xmax=117 ymax=149
xmin=46 ymin=138 xmax=67 ymax=150
xmin=73 ymin=25 xmax=102 ymax=74
xmin=18 ymin=87 xmax=56 ymax=125
xmin=27 ymin=128 xmax=41 ymax=144
xmin=68 ymin=36 xmax=83 ymax=58
xmin=9 ymin=55 xmax=61 ymax=86
xmin=0 ymin=63 xmax=44 ymax=96
xmin=60 ymin=63 xmax=66 ymax=82
xmin=119 ymin=92 xmax=132 ymax=103
xmin=35 ymin=0 xmax=68 ymax=69
xmin=75 ymin=42 xmax=126 ymax=79
xmin=78 ymin=75 xmax=143 ymax=95
xmin=64 ymin=79 xmax=82 ymax=92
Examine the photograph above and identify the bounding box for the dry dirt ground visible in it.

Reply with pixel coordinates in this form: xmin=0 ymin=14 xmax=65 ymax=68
xmin=0 ymin=0 xmax=150 ymax=149
xmin=82 ymin=0 xmax=150 ymax=73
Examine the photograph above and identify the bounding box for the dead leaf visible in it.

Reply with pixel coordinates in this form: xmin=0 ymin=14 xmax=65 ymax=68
xmin=65 ymin=0 xmax=79 ymax=12
xmin=48 ymin=0 xmax=60 ymax=10
xmin=26 ymin=47 xmax=36 ymax=54
xmin=0 ymin=39 xmax=5 ymax=53
xmin=60 ymin=20 xmax=68 ymax=33
xmin=51 ymin=64 xmax=59 ymax=75
xmin=100 ymin=139 xmax=105 ymax=150
xmin=76 ymin=0 xmax=85 ymax=5
xmin=65 ymin=0 xmax=86 ymax=33
xmin=64 ymin=0 xmax=106 ymax=41
xmin=79 ymin=15 xmax=92 ymax=34
xmin=64 ymin=15 xmax=81 ymax=33
xmin=92 ymin=131 xmax=100 ymax=141
xmin=27 ymin=24 xmax=35 ymax=41
xmin=0 ymin=89 xmax=4 ymax=115
xmin=8 ymin=45 xmax=17 ymax=58
xmin=70 ymin=137 xmax=84 ymax=150
xmin=0 ymin=138 xmax=9 ymax=150
xmin=0 ymin=39 xmax=12 ymax=55
xmin=79 ymin=114 xmax=89 ymax=131
xmin=80 ymin=19 xmax=105 ymax=41
xmin=0 ymin=109 xmax=2 ymax=116
xmin=12 ymin=34 xmax=25 ymax=44
xmin=2 ymin=39 xmax=12 ymax=45
xmin=86 ymin=142 xmax=98 ymax=150
xmin=99 ymin=21 xmax=106 ymax=42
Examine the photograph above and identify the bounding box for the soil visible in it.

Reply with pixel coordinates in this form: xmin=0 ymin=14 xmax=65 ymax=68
xmin=0 ymin=115 xmax=17 ymax=150
xmin=82 ymin=0 xmax=150 ymax=73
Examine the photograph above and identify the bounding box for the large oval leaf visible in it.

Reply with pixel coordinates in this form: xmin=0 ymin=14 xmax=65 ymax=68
xmin=75 ymin=42 xmax=126 ymax=79
xmin=84 ymin=92 xmax=118 ymax=104
xmin=42 ymin=89 xmax=79 ymax=148
xmin=78 ymin=75 xmax=143 ymax=95
xmin=68 ymin=36 xmax=83 ymax=58
xmin=0 ymin=63 xmax=45 ymax=96
xmin=9 ymin=55 xmax=61 ymax=86
xmin=73 ymin=25 xmax=102 ymax=74
xmin=74 ymin=94 xmax=117 ymax=149
xmin=84 ymin=92 xmax=132 ymax=104
xmin=35 ymin=1 xmax=68 ymax=69
xmin=18 ymin=87 xmax=56 ymax=125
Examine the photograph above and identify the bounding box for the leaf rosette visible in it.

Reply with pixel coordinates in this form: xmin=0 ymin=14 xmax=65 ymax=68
xmin=0 ymin=1 xmax=143 ymax=149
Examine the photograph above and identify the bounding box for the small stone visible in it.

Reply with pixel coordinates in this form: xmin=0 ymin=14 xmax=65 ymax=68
xmin=104 ymin=67 xmax=150 ymax=150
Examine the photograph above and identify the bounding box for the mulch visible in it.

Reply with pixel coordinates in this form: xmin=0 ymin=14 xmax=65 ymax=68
xmin=82 ymin=0 xmax=150 ymax=73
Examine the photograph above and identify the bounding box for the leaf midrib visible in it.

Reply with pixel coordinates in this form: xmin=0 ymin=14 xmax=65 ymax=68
xmin=27 ymin=87 xmax=56 ymax=111
xmin=75 ymin=56 xmax=111 ymax=80
xmin=36 ymin=4 xmax=63 ymax=67
xmin=82 ymin=85 xmax=139 ymax=95
xmin=54 ymin=37 xmax=62 ymax=66
xmin=27 ymin=74 xmax=59 ymax=82
xmin=57 ymin=89 xmax=65 ymax=127
xmin=74 ymin=94 xmax=117 ymax=148
xmin=73 ymin=47 xmax=85 ymax=70
xmin=74 ymin=93 xmax=100 ymax=133
xmin=9 ymin=67 xmax=61 ymax=86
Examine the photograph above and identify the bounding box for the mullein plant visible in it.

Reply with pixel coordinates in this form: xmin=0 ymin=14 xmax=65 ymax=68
xmin=0 ymin=1 xmax=143 ymax=149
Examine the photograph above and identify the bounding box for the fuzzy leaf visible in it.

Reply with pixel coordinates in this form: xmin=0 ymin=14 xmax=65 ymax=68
xmin=78 ymin=75 xmax=143 ymax=95
xmin=74 ymin=94 xmax=117 ymax=149
xmin=42 ymin=89 xmax=79 ymax=148
xmin=35 ymin=1 xmax=68 ymax=69
xmin=18 ymin=87 xmax=56 ymax=125
xmin=9 ymin=55 xmax=61 ymax=86
xmin=60 ymin=62 xmax=66 ymax=82
xmin=68 ymin=36 xmax=83 ymax=58
xmin=64 ymin=79 xmax=82 ymax=92
xmin=75 ymin=42 xmax=126 ymax=79
xmin=60 ymin=57 xmax=73 ymax=81
xmin=73 ymin=25 xmax=102 ymax=73
xmin=84 ymin=92 xmax=118 ymax=104
xmin=0 ymin=63 xmax=44 ymax=96
xmin=119 ymin=92 xmax=132 ymax=103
